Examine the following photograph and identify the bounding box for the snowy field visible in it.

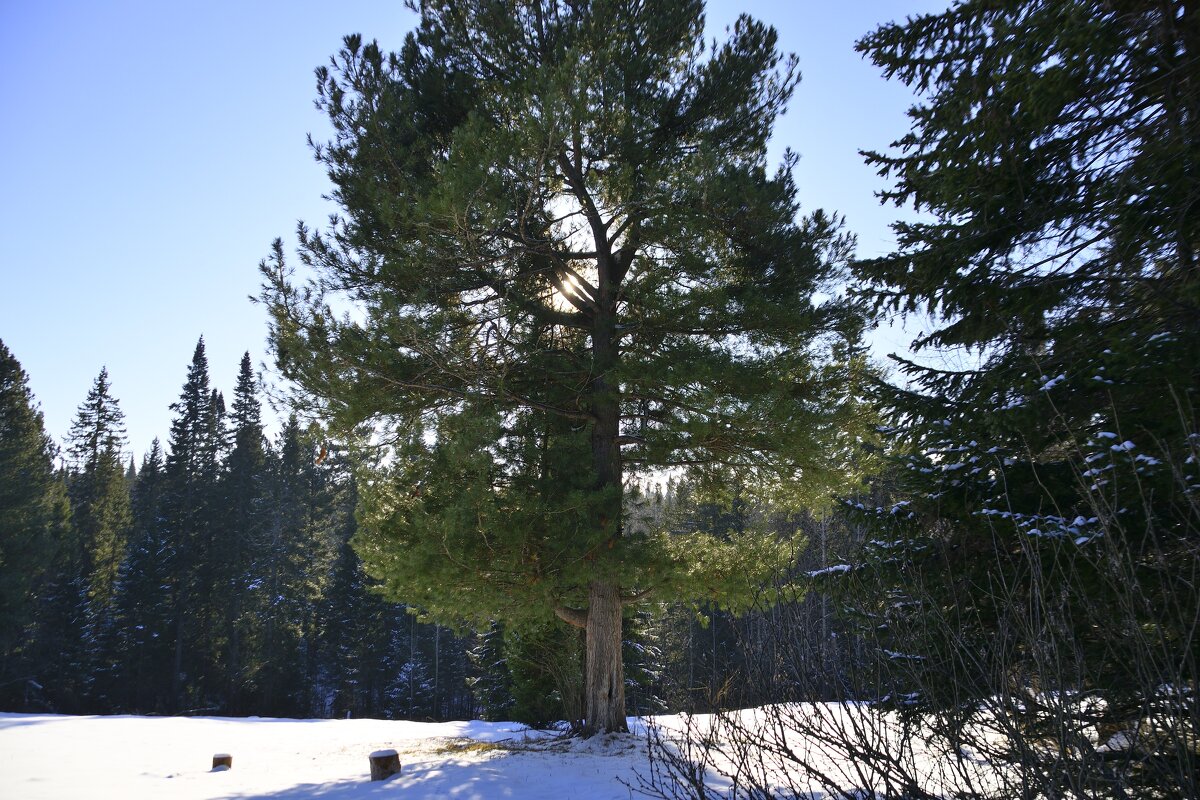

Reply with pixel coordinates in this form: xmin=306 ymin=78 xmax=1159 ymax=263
xmin=0 ymin=706 xmax=1009 ymax=798
xmin=0 ymin=713 xmax=664 ymax=799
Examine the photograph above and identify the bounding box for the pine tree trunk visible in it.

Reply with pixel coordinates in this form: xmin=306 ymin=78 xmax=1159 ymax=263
xmin=582 ymin=193 xmax=628 ymax=736
xmin=583 ymin=580 xmax=626 ymax=736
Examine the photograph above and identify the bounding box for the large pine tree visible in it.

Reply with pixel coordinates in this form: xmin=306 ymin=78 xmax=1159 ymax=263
xmin=262 ymin=0 xmax=869 ymax=734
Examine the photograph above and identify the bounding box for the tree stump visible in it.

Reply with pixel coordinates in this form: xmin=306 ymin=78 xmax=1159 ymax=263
xmin=212 ymin=753 xmax=232 ymax=770
xmin=369 ymin=749 xmax=401 ymax=781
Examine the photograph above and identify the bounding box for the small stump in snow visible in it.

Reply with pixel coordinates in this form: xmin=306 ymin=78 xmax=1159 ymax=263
xmin=212 ymin=753 xmax=232 ymax=770
xmin=369 ymin=749 xmax=401 ymax=781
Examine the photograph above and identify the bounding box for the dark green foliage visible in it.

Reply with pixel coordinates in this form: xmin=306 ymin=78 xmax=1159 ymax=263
xmin=0 ymin=341 xmax=70 ymax=708
xmin=657 ymin=488 xmax=758 ymax=711
xmin=0 ymin=345 xmax=729 ymax=724
xmin=65 ymin=368 xmax=132 ymax=612
xmin=0 ymin=340 xmax=502 ymax=720
xmin=245 ymin=416 xmax=335 ymax=715
xmin=470 ymin=621 xmax=515 ymax=722
xmin=845 ymin=0 xmax=1200 ymax=791
xmin=162 ymin=338 xmax=227 ymax=711
xmin=621 ymin=609 xmax=666 ymax=716
xmin=26 ymin=570 xmax=90 ymax=712
xmin=317 ymin=497 xmax=411 ymax=719
xmin=354 ymin=408 xmax=619 ymax=627
xmin=61 ymin=368 xmax=133 ymax=709
xmin=65 ymin=368 xmax=126 ymax=469
xmin=113 ymin=441 xmax=176 ymax=712
xmin=262 ymin=0 xmax=871 ymax=732
xmin=857 ymin=0 xmax=1200 ymax=479
xmin=637 ymin=483 xmax=820 ymax=713
xmin=503 ymin=619 xmax=584 ymax=729
xmin=215 ymin=353 xmax=270 ymax=712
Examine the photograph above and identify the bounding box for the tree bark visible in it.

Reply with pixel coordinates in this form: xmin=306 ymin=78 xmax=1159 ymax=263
xmin=583 ymin=580 xmax=627 ymax=735
xmin=567 ymin=138 xmax=630 ymax=736
xmin=581 ymin=311 xmax=628 ymax=735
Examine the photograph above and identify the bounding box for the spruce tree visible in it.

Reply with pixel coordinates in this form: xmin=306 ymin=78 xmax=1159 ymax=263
xmin=66 ymin=368 xmax=126 ymax=468
xmin=163 ymin=338 xmax=224 ymax=711
xmin=65 ymin=367 xmax=132 ymax=609
xmin=0 ymin=340 xmax=70 ymax=708
xmin=114 ymin=440 xmax=174 ymax=712
xmin=26 ymin=538 xmax=90 ymax=711
xmin=314 ymin=466 xmax=434 ymax=720
xmin=853 ymin=0 xmax=1200 ymax=750
xmin=262 ymin=0 xmax=869 ymax=734
xmin=249 ymin=417 xmax=333 ymax=716
xmin=217 ymin=353 xmax=270 ymax=712
xmin=317 ymin=499 xmax=398 ymax=717
xmin=470 ymin=621 xmax=515 ymax=722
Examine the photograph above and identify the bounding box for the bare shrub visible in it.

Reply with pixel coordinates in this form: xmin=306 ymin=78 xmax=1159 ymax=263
xmin=638 ymin=430 xmax=1200 ymax=799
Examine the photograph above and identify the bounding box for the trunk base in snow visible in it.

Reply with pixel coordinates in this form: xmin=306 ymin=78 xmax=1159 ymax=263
xmin=583 ymin=581 xmax=627 ymax=736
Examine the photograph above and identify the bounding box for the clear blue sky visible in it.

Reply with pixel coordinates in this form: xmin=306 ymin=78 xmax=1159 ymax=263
xmin=0 ymin=1 xmax=942 ymax=462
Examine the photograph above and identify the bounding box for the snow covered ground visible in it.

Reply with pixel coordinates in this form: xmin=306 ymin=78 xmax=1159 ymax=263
xmin=0 ymin=713 xmax=662 ymax=799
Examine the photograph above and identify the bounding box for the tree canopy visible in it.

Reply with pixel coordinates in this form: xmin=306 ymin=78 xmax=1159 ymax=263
xmin=262 ymin=0 xmax=870 ymax=734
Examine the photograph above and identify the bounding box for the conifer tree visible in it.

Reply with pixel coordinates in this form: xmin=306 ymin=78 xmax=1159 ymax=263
xmin=33 ymin=367 xmax=135 ymax=710
xmin=314 ymin=465 xmax=442 ymax=720
xmin=26 ymin=541 xmax=90 ymax=711
xmin=114 ymin=440 xmax=174 ymax=712
xmin=0 ymin=340 xmax=70 ymax=708
xmin=263 ymin=0 xmax=869 ymax=734
xmin=852 ymin=0 xmax=1200 ymax=740
xmin=65 ymin=368 xmax=132 ymax=609
xmin=217 ymin=353 xmax=270 ymax=711
xmin=470 ymin=621 xmax=515 ymax=722
xmin=622 ymin=608 xmax=667 ymax=716
xmin=66 ymin=368 xmax=126 ymax=467
xmin=163 ymin=338 xmax=224 ymax=711
xmin=249 ymin=417 xmax=333 ymax=716
xmin=317 ymin=491 xmax=401 ymax=718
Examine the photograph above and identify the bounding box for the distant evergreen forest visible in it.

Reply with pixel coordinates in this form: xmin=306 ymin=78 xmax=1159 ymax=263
xmin=0 ymin=336 xmax=850 ymax=723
